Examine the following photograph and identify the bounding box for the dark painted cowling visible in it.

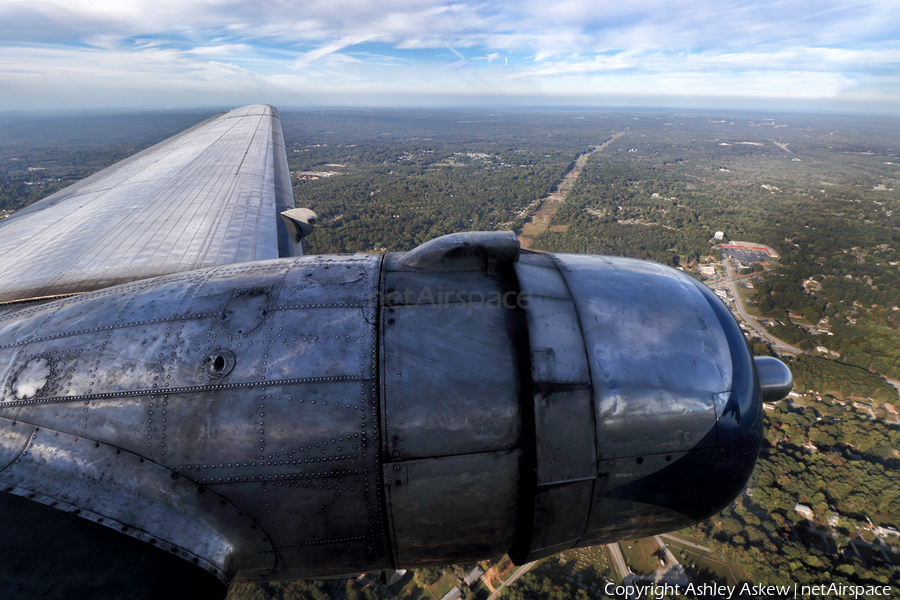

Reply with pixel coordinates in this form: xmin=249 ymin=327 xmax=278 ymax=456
xmin=511 ymin=249 xmax=770 ymax=560
xmin=0 ymin=231 xmax=789 ymax=595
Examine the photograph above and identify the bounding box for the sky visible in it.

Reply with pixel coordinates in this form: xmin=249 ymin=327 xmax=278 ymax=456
xmin=1 ymin=0 xmax=898 ymax=113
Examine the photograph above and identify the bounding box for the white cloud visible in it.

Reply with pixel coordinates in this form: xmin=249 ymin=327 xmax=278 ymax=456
xmin=0 ymin=0 xmax=897 ymax=111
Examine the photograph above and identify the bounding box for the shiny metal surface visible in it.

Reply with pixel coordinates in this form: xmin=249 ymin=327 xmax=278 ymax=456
xmin=0 ymin=419 xmax=273 ymax=580
xmin=397 ymin=230 xmax=519 ymax=271
xmin=0 ymin=105 xmax=790 ymax=592
xmin=755 ymin=356 xmax=794 ymax=401
xmin=0 ymin=254 xmax=387 ymax=582
xmin=380 ymin=237 xmax=526 ymax=566
xmin=0 ymin=227 xmax=779 ymax=584
xmin=280 ymin=208 xmax=318 ymax=244
xmin=554 ymin=254 xmax=731 ymax=460
xmin=386 ymin=451 xmax=522 ymax=567
xmin=0 ymin=105 xmax=298 ymax=304
xmin=513 ymin=251 xmax=768 ymax=553
xmin=381 ymin=303 xmax=521 ymax=459
xmin=513 ymin=252 xmax=595 ymax=561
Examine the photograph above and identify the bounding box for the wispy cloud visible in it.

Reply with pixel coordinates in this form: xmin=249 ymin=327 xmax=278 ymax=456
xmin=446 ymin=46 xmax=467 ymax=61
xmin=294 ymin=36 xmax=374 ymax=68
xmin=0 ymin=0 xmax=897 ymax=111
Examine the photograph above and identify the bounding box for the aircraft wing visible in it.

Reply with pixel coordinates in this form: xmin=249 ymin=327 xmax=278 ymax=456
xmin=0 ymin=104 xmax=298 ymax=304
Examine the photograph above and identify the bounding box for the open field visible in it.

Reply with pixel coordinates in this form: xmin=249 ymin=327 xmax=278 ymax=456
xmin=620 ymin=537 xmax=664 ymax=576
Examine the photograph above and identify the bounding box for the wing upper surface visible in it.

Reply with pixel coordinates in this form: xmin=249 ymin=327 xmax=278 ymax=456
xmin=0 ymin=104 xmax=296 ymax=303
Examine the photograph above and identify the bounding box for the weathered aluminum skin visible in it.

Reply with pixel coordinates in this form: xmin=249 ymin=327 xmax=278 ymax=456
xmin=554 ymin=254 xmax=731 ymax=460
xmin=0 ymin=419 xmax=271 ymax=579
xmin=0 ymin=254 xmax=387 ymax=582
xmin=0 ymin=229 xmax=785 ymax=586
xmin=512 ymin=252 xmax=595 ymax=561
xmin=0 ymin=105 xmax=298 ymax=304
xmin=379 ymin=243 xmax=526 ymax=567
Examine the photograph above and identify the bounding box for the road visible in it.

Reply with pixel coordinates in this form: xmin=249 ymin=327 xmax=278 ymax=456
xmin=660 ymin=534 xmax=713 ymax=553
xmin=714 ymin=257 xmax=900 ymax=402
xmin=606 ymin=543 xmax=631 ymax=582
xmin=654 ymin=536 xmax=681 ymax=566
xmin=486 ymin=561 xmax=537 ymax=600
xmin=652 ymin=536 xmax=691 ymax=587
xmin=719 ymin=258 xmax=801 ymax=355
xmin=517 ymin=130 xmax=626 ymax=249
xmin=720 ymin=258 xmax=900 ymax=399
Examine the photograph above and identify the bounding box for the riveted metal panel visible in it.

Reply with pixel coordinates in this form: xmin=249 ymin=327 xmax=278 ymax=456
xmin=534 ymin=389 xmax=596 ymax=485
xmin=595 ymin=451 xmax=691 ymax=491
xmin=0 ymin=420 xmax=274 ymax=582
xmin=215 ymin=467 xmax=389 ymax=578
xmin=280 ymin=254 xmax=382 ymax=308
xmin=383 ymin=462 xmax=408 ymax=486
xmin=386 ymin=450 xmax=522 ymax=567
xmin=7 ymin=396 xmax=162 ymax=455
xmin=0 ymin=419 xmax=32 ymax=471
xmin=0 ymin=279 xmax=378 ymax=405
xmin=381 ymin=304 xmax=520 ymax=459
xmin=523 ymin=296 xmax=590 ymax=384
xmin=383 ymin=254 xmax=511 ymax=308
xmin=0 ymin=254 xmax=386 ymax=581
xmin=553 ymin=254 xmax=729 ymax=458
xmin=514 ymin=253 xmax=573 ymax=300
xmin=136 ymin=381 xmax=378 ymax=484
xmin=0 ymin=349 xmax=83 ymax=404
xmin=174 ymin=262 xmax=290 ymax=317
xmin=5 ymin=287 xmax=139 ymax=342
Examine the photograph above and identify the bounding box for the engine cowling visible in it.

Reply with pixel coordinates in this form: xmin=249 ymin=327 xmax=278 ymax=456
xmin=0 ymin=231 xmax=789 ymax=586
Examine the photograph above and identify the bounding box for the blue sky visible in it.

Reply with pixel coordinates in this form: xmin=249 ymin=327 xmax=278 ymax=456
xmin=1 ymin=0 xmax=898 ymax=112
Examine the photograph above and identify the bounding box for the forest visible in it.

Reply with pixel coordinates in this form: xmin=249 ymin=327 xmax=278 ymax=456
xmin=691 ymin=402 xmax=900 ymax=597
xmin=777 ymin=354 xmax=896 ymax=406
xmin=523 ymin=114 xmax=900 ymax=381
xmin=278 ymin=109 xmax=609 ymax=254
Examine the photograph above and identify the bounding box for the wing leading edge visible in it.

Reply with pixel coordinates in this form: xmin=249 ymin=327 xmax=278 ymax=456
xmin=0 ymin=104 xmax=298 ymax=304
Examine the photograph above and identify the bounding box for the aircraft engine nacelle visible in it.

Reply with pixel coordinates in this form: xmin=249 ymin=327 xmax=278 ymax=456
xmin=0 ymin=231 xmax=790 ymax=591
